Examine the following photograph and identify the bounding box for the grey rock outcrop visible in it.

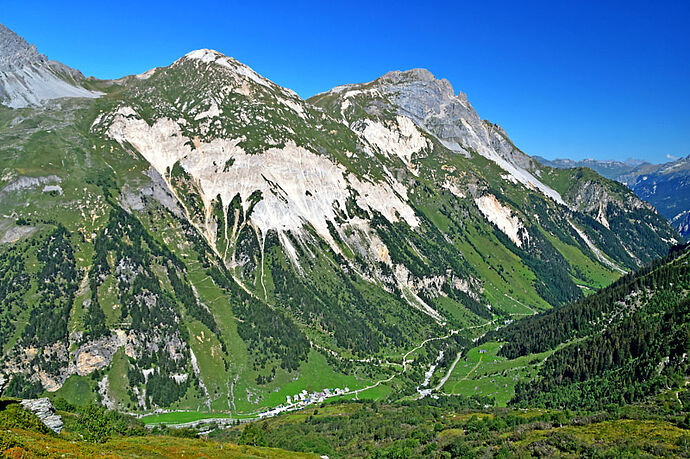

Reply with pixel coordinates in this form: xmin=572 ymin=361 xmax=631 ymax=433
xmin=673 ymin=212 xmax=690 ymax=238
xmin=20 ymin=398 xmax=63 ymax=434
xmin=0 ymin=23 xmax=101 ymax=108
xmin=329 ymin=67 xmax=565 ymax=204
xmin=374 ymin=68 xmax=533 ymax=170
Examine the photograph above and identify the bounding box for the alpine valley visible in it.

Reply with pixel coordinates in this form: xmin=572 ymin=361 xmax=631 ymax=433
xmin=0 ymin=24 xmax=689 ymax=457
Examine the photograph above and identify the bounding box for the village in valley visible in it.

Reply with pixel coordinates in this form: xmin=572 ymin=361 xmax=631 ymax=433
xmin=258 ymin=387 xmax=350 ymax=418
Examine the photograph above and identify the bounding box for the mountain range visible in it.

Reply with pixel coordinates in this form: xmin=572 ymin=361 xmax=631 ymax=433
xmin=537 ymin=155 xmax=690 ymax=238
xmin=0 ymin=24 xmax=683 ymax=420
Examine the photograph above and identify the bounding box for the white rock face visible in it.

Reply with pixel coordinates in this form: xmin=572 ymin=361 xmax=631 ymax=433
xmin=568 ymin=220 xmax=626 ymax=274
xmin=361 ymin=115 xmax=430 ymax=165
xmin=105 ymin=107 xmax=418 ymax=255
xmin=98 ymin=375 xmax=116 ymax=410
xmin=73 ymin=330 xmax=129 ymax=376
xmin=329 ymin=68 xmax=565 ymax=205
xmin=278 ymin=96 xmax=306 ymax=118
xmin=475 ymin=194 xmax=525 ymax=247
xmin=0 ymin=65 xmax=102 ymax=108
xmin=442 ymin=177 xmax=466 ymax=198
xmin=194 ymin=102 xmax=222 ymax=120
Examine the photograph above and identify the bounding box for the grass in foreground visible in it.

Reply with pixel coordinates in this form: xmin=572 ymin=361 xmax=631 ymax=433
xmin=213 ymin=396 xmax=690 ymax=458
xmin=1 ymin=427 xmax=315 ymax=458
xmin=0 ymin=399 xmax=314 ymax=458
xmin=3 ymin=384 xmax=690 ymax=458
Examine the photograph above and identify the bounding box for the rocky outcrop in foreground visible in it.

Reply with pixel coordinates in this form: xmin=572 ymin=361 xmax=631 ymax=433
xmin=20 ymin=398 xmax=63 ymax=434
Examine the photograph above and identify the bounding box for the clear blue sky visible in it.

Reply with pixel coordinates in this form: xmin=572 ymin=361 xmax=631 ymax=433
xmin=3 ymin=0 xmax=689 ymax=163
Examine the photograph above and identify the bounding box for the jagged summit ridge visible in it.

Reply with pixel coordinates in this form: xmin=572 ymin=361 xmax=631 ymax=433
xmin=379 ymin=68 xmax=462 ymax=101
xmin=382 ymin=68 xmax=436 ymax=82
xmin=0 ymin=24 xmax=43 ymax=69
xmin=313 ymin=66 xmax=563 ymax=204
xmin=0 ymin=23 xmax=101 ymax=108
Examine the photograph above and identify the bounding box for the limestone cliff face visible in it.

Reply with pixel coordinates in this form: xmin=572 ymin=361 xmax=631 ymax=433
xmin=565 ymin=178 xmax=654 ymax=228
xmin=313 ymin=68 xmax=565 ymax=205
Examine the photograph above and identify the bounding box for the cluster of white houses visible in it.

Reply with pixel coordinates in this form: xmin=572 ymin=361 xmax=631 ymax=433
xmin=258 ymin=387 xmax=350 ymax=419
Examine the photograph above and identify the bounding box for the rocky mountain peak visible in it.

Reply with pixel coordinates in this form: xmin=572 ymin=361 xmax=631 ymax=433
xmin=175 ymin=48 xmax=277 ymax=90
xmin=380 ymin=68 xmax=435 ymax=83
xmin=355 ymin=68 xmax=559 ymax=199
xmin=0 ymin=23 xmax=44 ymax=70
xmin=0 ymin=23 xmax=100 ymax=108
xmin=377 ymin=68 xmax=462 ymax=103
xmin=180 ymin=48 xmax=226 ymax=62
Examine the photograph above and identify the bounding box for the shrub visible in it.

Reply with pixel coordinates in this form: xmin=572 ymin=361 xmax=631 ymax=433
xmin=51 ymin=397 xmax=76 ymax=413
xmin=0 ymin=431 xmax=23 ymax=452
xmin=169 ymin=428 xmax=197 ymax=439
xmin=74 ymin=403 xmax=111 ymax=443
xmin=238 ymin=423 xmax=267 ymax=447
xmin=0 ymin=403 xmax=49 ymax=434
xmin=445 ymin=436 xmax=472 ymax=457
xmin=105 ymin=410 xmax=146 ymax=437
xmin=2 ymin=375 xmax=43 ymax=399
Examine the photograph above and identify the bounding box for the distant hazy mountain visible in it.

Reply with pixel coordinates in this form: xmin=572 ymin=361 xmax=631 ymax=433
xmin=536 ymin=155 xmax=690 ymax=239
xmin=619 ymin=156 xmax=690 ymax=239
xmin=534 ymin=156 xmax=650 ymax=180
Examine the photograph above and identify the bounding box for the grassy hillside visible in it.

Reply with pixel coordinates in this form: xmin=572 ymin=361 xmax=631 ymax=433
xmin=214 ymin=394 xmax=690 ymax=457
xmin=0 ymin=399 xmax=313 ymax=458
xmin=3 ymin=389 xmax=689 ymax=458
xmin=1 ymin=429 xmax=314 ymax=458
xmin=441 ymin=341 xmax=554 ymax=406
xmin=486 ymin=244 xmax=690 ymax=410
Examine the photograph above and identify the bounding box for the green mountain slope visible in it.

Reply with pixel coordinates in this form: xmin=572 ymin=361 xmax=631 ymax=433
xmin=485 ymin=243 xmax=690 ymax=410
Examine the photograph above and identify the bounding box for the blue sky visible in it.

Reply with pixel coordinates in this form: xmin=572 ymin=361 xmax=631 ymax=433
xmin=3 ymin=0 xmax=689 ymax=163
